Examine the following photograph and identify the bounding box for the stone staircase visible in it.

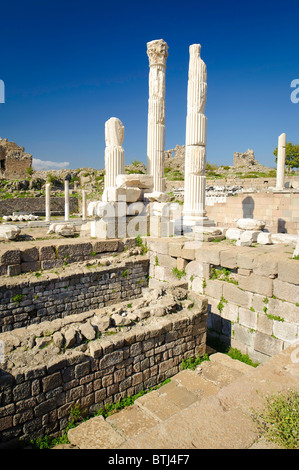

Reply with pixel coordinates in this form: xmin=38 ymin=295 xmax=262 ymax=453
xmin=55 ymin=342 xmax=299 ymax=449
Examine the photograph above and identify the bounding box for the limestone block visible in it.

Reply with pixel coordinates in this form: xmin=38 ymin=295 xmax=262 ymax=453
xmin=256 ymin=232 xmax=272 ymax=245
xmin=204 ymin=279 xmax=223 ymax=300
xmin=231 ymin=323 xmax=254 ymax=348
xmin=253 ymin=331 xmax=283 ymax=356
xmin=220 ymin=249 xmax=238 ymax=269
xmin=155 ymin=254 xmax=177 ymax=269
xmin=149 ymin=216 xmax=174 ymax=238
xmin=293 ymin=239 xmax=299 ymax=258
xmin=236 ymin=231 xmax=260 ymax=247
xmin=238 ymin=307 xmax=258 ymax=330
xmin=0 ymin=224 xmax=21 ymax=240
xmin=273 ymin=279 xmax=299 ymax=304
xmin=223 ymin=283 xmax=253 ymax=308
xmin=223 ymin=228 xmax=243 ymax=241
xmin=185 ymin=260 xmax=209 ymax=278
xmin=144 ymin=192 xmax=170 ymax=203
xmin=148 ymin=238 xmax=169 ymax=255
xmin=53 ymin=332 xmax=65 ymax=349
xmin=177 ymin=257 xmax=188 ymax=271
xmin=252 ymin=255 xmax=278 ymax=277
xmin=277 ymin=260 xmax=299 ymax=285
xmin=257 ymin=313 xmax=273 ymax=335
xmin=91 ymin=218 xmax=116 ymax=239
xmin=238 ymin=273 xmax=273 ymax=297
xmin=271 ymin=233 xmax=298 ymax=246
xmin=80 ymin=322 xmax=96 ymax=341
xmin=96 ymin=201 xmax=118 ymax=218
xmin=127 ymin=201 xmax=145 ymax=216
xmin=273 ymin=320 xmax=298 ymax=343
xmin=237 ymin=251 xmax=257 ymax=270
xmin=181 ymin=241 xmax=202 ymax=260
xmin=102 ymin=187 xmax=142 ymax=203
xmin=235 ymin=218 xmax=266 ymax=230
xmin=87 ymin=201 xmax=98 ymax=216
xmin=196 ymin=245 xmax=223 ymax=265
xmin=47 ymin=223 xmax=75 ymax=237
xmin=116 ymin=174 xmax=153 ymax=190
xmin=80 ymin=221 xmax=91 ymax=237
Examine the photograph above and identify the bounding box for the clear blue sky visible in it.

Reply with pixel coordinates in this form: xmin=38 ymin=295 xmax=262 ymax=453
xmin=0 ymin=0 xmax=298 ymax=170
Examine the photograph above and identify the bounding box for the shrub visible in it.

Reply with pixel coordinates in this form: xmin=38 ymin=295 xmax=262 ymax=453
xmin=252 ymin=390 xmax=299 ymax=449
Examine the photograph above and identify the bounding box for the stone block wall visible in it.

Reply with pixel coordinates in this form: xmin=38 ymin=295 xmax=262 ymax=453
xmin=0 ymin=303 xmax=207 ymax=444
xmin=147 ymin=238 xmax=299 ymax=363
xmin=0 ymin=239 xmax=123 ymax=277
xmin=206 ymin=191 xmax=299 ymax=234
xmin=0 ymin=197 xmax=78 ymax=217
xmin=0 ymin=258 xmax=149 ymax=332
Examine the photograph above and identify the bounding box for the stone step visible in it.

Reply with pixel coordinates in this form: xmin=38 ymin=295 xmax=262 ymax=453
xmin=66 ymin=352 xmax=250 ymax=449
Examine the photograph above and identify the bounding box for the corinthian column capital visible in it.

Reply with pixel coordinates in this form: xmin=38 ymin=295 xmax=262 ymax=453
xmin=147 ymin=39 xmax=169 ymax=67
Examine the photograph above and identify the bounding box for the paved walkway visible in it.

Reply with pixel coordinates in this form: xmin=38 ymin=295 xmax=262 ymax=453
xmin=57 ymin=342 xmax=299 ymax=449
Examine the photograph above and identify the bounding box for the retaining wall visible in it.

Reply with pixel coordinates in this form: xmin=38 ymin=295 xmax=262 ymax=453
xmin=0 ymin=300 xmax=207 ymax=444
xmin=147 ymin=238 xmax=299 ymax=363
xmin=0 ymin=258 xmax=149 ymax=332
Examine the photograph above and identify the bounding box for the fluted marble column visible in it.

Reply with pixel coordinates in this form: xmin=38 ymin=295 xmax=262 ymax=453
xmin=64 ymin=179 xmax=69 ymax=221
xmin=104 ymin=117 xmax=125 ymax=190
xmin=146 ymin=39 xmax=168 ymax=193
xmin=276 ymin=133 xmax=286 ymax=190
xmin=82 ymin=189 xmax=87 ymax=221
xmin=183 ymin=44 xmax=213 ymax=226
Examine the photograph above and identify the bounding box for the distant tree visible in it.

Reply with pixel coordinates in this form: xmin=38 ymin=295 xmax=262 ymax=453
xmin=273 ymin=142 xmax=299 ymax=173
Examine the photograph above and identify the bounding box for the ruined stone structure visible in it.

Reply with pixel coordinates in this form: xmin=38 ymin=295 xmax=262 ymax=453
xmin=0 ymin=138 xmax=32 ymax=179
xmin=233 ymin=149 xmax=256 ymax=168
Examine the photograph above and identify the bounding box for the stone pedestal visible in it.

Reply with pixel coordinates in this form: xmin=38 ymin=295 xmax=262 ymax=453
xmin=146 ymin=39 xmax=168 ymax=193
xmin=183 ymin=44 xmax=214 ymax=228
xmin=276 ymin=133 xmax=286 ymax=190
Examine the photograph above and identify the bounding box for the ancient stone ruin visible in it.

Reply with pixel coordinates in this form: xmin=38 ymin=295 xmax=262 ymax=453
xmin=0 ymin=138 xmax=32 ymax=179
xmin=0 ymin=38 xmax=298 ymax=451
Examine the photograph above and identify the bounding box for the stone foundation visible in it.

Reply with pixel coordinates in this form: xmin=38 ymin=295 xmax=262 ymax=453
xmin=0 ymin=287 xmax=207 ymax=444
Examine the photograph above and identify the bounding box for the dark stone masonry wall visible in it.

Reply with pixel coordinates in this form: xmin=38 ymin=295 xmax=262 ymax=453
xmin=0 ymin=197 xmax=78 ymax=217
xmin=0 ymin=259 xmax=149 ymax=332
xmin=0 ymin=302 xmax=207 ymax=444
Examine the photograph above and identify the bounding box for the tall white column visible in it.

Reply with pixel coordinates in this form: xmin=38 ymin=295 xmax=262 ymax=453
xmin=82 ymin=189 xmax=87 ymax=221
xmin=64 ymin=179 xmax=69 ymax=221
xmin=146 ymin=39 xmax=168 ymax=194
xmin=276 ymin=133 xmax=286 ymax=190
xmin=183 ymin=44 xmax=213 ymax=226
xmin=104 ymin=117 xmax=125 ymax=190
xmin=45 ymin=183 xmax=51 ymax=223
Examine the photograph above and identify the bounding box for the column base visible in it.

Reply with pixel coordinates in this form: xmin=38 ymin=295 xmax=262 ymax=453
xmin=183 ymin=214 xmax=215 ymax=227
